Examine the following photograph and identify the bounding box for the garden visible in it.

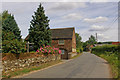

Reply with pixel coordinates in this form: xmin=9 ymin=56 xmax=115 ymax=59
xmin=1 ymin=3 xmax=62 ymax=78
xmin=2 ymin=45 xmax=61 ymax=78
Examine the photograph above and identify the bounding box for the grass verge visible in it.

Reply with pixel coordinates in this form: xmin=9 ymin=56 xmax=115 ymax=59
xmin=91 ymin=45 xmax=119 ymax=79
xmin=71 ymin=53 xmax=82 ymax=59
xmin=98 ymin=54 xmax=118 ymax=78
xmin=2 ymin=60 xmax=62 ymax=78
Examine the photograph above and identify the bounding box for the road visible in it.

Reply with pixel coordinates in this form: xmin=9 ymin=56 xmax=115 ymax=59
xmin=22 ymin=52 xmax=111 ymax=78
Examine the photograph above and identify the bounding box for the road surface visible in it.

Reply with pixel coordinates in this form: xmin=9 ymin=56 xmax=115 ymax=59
xmin=22 ymin=52 xmax=111 ymax=78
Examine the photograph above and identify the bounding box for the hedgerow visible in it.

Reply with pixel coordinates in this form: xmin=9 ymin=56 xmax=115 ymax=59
xmin=91 ymin=45 xmax=119 ymax=78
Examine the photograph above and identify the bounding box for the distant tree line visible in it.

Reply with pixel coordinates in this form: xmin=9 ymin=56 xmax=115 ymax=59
xmin=75 ymin=33 xmax=83 ymax=53
xmin=83 ymin=35 xmax=97 ymax=51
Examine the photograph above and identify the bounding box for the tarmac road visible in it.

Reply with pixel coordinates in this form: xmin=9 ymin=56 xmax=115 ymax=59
xmin=22 ymin=52 xmax=111 ymax=78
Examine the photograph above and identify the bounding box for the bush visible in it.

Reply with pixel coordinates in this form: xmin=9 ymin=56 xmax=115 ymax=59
xmin=91 ymin=45 xmax=118 ymax=55
xmin=2 ymin=31 xmax=26 ymax=55
xmin=91 ymin=45 xmax=119 ymax=78
xmin=2 ymin=39 xmax=26 ymax=54
xmin=76 ymin=48 xmax=83 ymax=53
xmin=36 ymin=45 xmax=61 ymax=55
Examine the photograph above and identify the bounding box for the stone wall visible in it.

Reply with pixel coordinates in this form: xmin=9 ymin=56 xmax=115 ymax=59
xmin=2 ymin=54 xmax=60 ymax=73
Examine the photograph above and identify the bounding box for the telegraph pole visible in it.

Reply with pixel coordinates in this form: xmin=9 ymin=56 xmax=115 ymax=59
xmin=96 ymin=33 xmax=98 ymax=42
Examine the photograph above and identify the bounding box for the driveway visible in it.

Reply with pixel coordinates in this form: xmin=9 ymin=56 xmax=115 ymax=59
xmin=22 ymin=52 xmax=111 ymax=78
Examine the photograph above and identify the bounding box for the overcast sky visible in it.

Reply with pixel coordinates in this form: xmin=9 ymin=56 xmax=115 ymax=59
xmin=2 ymin=1 xmax=118 ymax=42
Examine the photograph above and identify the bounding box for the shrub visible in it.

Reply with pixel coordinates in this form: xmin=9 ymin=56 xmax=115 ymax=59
xmin=91 ymin=45 xmax=119 ymax=78
xmin=36 ymin=45 xmax=61 ymax=55
xmin=2 ymin=31 xmax=26 ymax=59
xmin=76 ymin=48 xmax=83 ymax=53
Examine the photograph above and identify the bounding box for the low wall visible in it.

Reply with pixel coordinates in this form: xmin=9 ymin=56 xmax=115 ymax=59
xmin=2 ymin=54 xmax=61 ymax=73
xmin=68 ymin=52 xmax=77 ymax=58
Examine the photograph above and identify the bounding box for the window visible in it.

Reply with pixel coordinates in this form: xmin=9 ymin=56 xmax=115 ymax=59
xmin=61 ymin=50 xmax=64 ymax=54
xmin=58 ymin=40 xmax=64 ymax=45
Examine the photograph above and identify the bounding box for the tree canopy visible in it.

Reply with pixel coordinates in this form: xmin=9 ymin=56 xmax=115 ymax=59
xmin=2 ymin=10 xmax=26 ymax=54
xmin=2 ymin=10 xmax=21 ymax=40
xmin=75 ymin=33 xmax=83 ymax=53
xmin=83 ymin=35 xmax=97 ymax=51
xmin=28 ymin=3 xmax=51 ymax=50
xmin=87 ymin=35 xmax=97 ymax=45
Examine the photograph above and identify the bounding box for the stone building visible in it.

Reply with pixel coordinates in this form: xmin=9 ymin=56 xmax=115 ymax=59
xmin=50 ymin=27 xmax=77 ymax=59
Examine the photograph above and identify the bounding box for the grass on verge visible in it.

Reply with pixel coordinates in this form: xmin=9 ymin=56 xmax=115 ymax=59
xmin=92 ymin=53 xmax=118 ymax=79
xmin=2 ymin=60 xmax=62 ymax=78
xmin=71 ymin=53 xmax=82 ymax=59
xmin=99 ymin=54 xmax=118 ymax=78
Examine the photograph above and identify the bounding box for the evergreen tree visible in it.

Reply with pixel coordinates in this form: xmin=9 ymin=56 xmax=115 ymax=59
xmin=2 ymin=10 xmax=21 ymax=40
xmin=2 ymin=11 xmax=26 ymax=55
xmin=28 ymin=3 xmax=51 ymax=50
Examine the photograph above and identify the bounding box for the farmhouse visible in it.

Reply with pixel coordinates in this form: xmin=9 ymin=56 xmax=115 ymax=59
xmin=25 ymin=27 xmax=77 ymax=59
xmin=50 ymin=27 xmax=77 ymax=59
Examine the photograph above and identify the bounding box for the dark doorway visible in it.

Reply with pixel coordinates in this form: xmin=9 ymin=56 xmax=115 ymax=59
xmin=60 ymin=49 xmax=68 ymax=59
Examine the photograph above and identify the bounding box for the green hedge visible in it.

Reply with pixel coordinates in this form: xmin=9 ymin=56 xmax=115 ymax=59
xmin=76 ymin=48 xmax=83 ymax=53
xmin=91 ymin=45 xmax=118 ymax=55
xmin=91 ymin=45 xmax=119 ymax=78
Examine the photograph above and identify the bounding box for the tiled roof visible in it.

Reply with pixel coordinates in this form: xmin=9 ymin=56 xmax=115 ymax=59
xmin=50 ymin=27 xmax=74 ymax=39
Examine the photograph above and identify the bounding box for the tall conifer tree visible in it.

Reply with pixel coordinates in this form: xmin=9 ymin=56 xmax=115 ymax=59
xmin=2 ymin=11 xmax=21 ymax=40
xmin=29 ymin=3 xmax=51 ymax=50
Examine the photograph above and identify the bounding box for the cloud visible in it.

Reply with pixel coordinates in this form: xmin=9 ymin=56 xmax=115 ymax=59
xmin=2 ymin=0 xmax=119 ymax=2
xmin=97 ymin=33 xmax=109 ymax=40
xmin=49 ymin=3 xmax=87 ymax=11
xmin=62 ymin=13 xmax=83 ymax=20
xmin=89 ymin=25 xmax=105 ymax=31
xmin=84 ymin=16 xmax=108 ymax=23
xmin=90 ymin=0 xmax=119 ymax=2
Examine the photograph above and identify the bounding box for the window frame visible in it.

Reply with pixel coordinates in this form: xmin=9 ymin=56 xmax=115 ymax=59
xmin=58 ymin=40 xmax=64 ymax=45
xmin=61 ymin=50 xmax=64 ymax=54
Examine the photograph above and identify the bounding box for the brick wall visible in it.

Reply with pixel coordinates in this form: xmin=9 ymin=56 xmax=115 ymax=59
xmin=72 ymin=29 xmax=76 ymax=52
xmin=51 ymin=39 xmax=72 ymax=52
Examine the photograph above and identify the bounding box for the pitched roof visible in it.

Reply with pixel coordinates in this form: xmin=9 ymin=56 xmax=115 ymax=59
xmin=50 ymin=27 xmax=74 ymax=39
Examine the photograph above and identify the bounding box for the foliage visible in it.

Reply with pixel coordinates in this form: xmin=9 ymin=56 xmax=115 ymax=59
xmin=75 ymin=33 xmax=83 ymax=53
xmin=36 ymin=45 xmax=61 ymax=55
xmin=0 ymin=14 xmax=2 ymax=52
xmin=91 ymin=45 xmax=119 ymax=78
xmin=83 ymin=41 xmax=89 ymax=51
xmin=2 ymin=31 xmax=26 ymax=54
xmin=2 ymin=10 xmax=21 ymax=40
xmin=2 ymin=10 xmax=26 ymax=56
xmin=28 ymin=3 xmax=51 ymax=50
xmin=83 ymin=35 xmax=97 ymax=51
xmin=97 ymin=41 xmax=113 ymax=44
xmin=91 ymin=45 xmax=118 ymax=55
xmin=87 ymin=35 xmax=97 ymax=45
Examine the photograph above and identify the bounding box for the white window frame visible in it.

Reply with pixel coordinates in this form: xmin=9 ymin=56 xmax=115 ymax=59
xmin=58 ymin=40 xmax=64 ymax=45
